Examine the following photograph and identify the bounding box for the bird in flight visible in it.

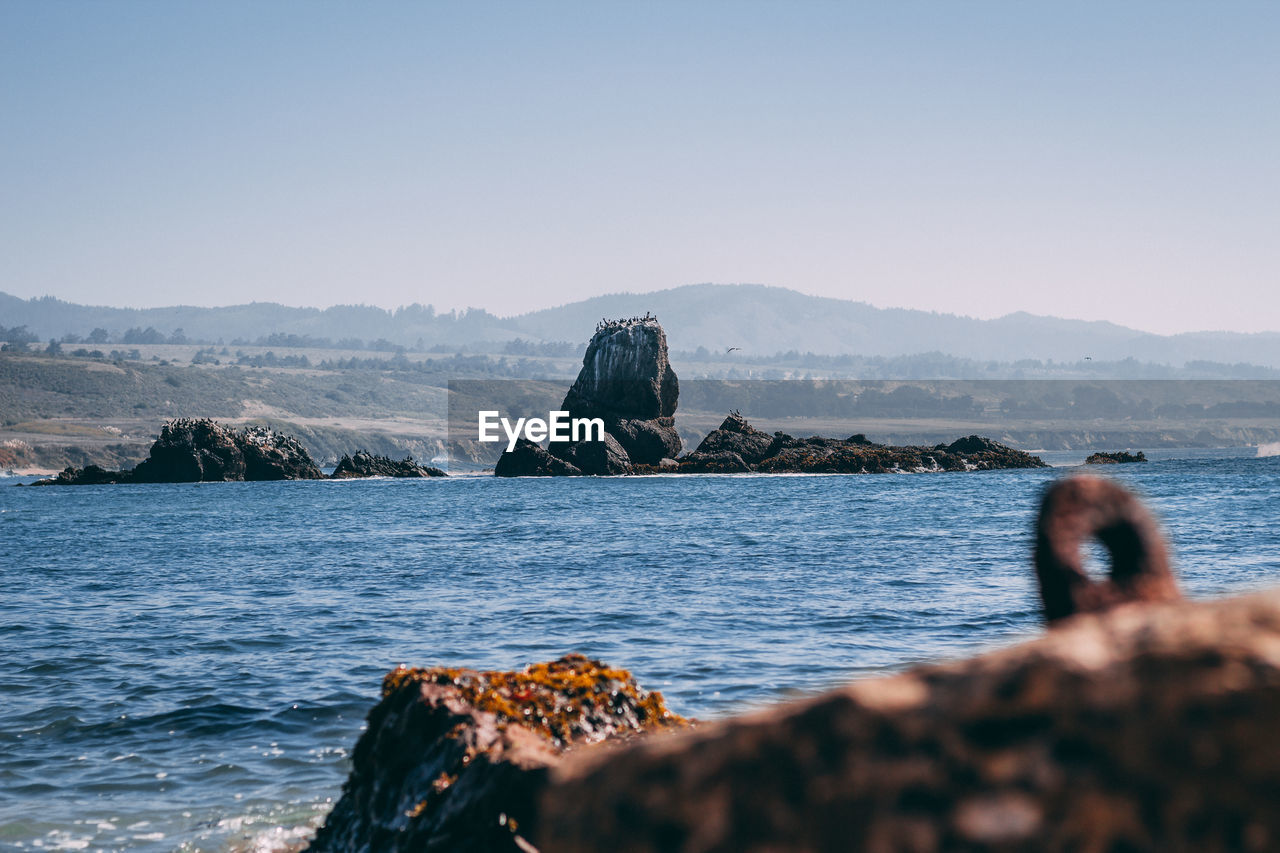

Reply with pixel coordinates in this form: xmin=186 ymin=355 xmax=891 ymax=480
xmin=726 ymin=346 xmax=741 ymax=354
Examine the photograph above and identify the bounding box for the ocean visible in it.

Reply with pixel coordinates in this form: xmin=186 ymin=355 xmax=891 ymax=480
xmin=2 ymin=449 xmax=1278 ymax=851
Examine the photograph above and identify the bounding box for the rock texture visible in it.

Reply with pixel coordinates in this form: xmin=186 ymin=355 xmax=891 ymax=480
xmin=27 ymin=418 xmax=323 ymax=484
xmin=496 ymin=316 xmax=681 ymax=476
xmin=32 ymin=463 xmax=127 ymax=486
xmin=1085 ymin=450 xmax=1148 ymax=464
xmin=534 ymin=478 xmax=1269 ymax=851
xmin=682 ymin=417 xmax=1047 ymax=474
xmin=330 ymin=450 xmax=446 ymax=479
xmin=494 ymin=439 xmax=584 ymax=477
xmin=687 ymin=410 xmax=774 ymax=464
xmin=306 ymin=655 xmax=686 ymax=853
xmin=538 ymin=589 xmax=1280 ymax=852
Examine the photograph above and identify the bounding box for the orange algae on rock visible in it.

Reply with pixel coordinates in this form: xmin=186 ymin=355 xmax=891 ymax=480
xmin=307 ymin=654 xmax=686 ymax=852
xmin=382 ymin=653 xmax=686 ymax=746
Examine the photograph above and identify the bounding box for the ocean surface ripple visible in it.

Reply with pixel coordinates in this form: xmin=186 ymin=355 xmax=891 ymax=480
xmin=2 ymin=450 xmax=1278 ymax=850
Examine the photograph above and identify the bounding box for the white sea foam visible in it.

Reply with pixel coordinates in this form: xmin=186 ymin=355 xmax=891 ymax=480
xmin=1257 ymin=442 xmax=1280 ymax=458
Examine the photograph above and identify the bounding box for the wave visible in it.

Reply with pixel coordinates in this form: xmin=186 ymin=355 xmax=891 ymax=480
xmin=1257 ymin=442 xmax=1280 ymax=458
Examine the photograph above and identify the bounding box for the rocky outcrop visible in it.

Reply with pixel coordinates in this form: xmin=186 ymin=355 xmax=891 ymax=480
xmin=555 ymin=316 xmax=681 ymax=467
xmin=493 ymin=439 xmax=584 ymax=477
xmin=130 ymin=418 xmax=248 ymax=482
xmin=330 ymin=450 xmax=446 ymax=479
xmin=238 ymin=425 xmax=324 ymax=480
xmin=689 ymin=410 xmax=774 ymax=464
xmin=550 ymin=431 xmax=633 ymax=476
xmin=1086 ymin=450 xmax=1148 ymax=464
xmin=306 ymin=655 xmax=686 ymax=853
xmin=496 ymin=316 xmax=681 ymax=476
xmin=676 ymin=450 xmax=752 ymax=474
xmin=29 ymin=463 xmax=128 ymax=486
xmin=27 ymin=418 xmax=323 ymax=484
xmin=684 ymin=416 xmax=1047 ymax=474
xmin=489 ymin=319 xmax=1043 ymax=477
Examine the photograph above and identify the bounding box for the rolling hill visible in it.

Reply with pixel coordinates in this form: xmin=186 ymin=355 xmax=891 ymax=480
xmin=4 ymin=285 xmax=1280 ymax=367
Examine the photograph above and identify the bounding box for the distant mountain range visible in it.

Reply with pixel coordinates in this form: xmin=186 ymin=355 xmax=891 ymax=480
xmin=5 ymin=284 xmax=1280 ymax=367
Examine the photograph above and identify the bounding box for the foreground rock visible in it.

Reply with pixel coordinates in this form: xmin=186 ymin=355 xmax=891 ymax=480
xmin=680 ymin=415 xmax=1047 ymax=474
xmin=28 ymin=418 xmax=323 ymax=484
xmin=538 ymin=475 xmax=1203 ymax=851
xmin=539 ymin=589 xmax=1280 ymax=852
xmin=496 ymin=316 xmax=680 ymax=476
xmin=1085 ymin=450 xmax=1148 ymax=464
xmin=330 ymin=450 xmax=446 ymax=479
xmin=315 ymin=477 xmax=1280 ymax=851
xmin=306 ymin=655 xmax=686 ymax=852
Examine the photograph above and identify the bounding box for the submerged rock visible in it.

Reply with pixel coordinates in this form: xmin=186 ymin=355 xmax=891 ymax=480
xmin=306 ymin=655 xmax=686 ymax=853
xmin=1085 ymin=450 xmax=1148 ymax=464
xmin=330 ymin=450 xmax=446 ymax=479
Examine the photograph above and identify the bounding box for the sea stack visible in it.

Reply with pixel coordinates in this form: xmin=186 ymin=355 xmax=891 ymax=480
xmin=496 ymin=316 xmax=681 ymax=476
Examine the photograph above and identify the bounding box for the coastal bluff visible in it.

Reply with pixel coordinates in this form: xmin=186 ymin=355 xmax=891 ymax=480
xmin=306 ymin=477 xmax=1280 ymax=851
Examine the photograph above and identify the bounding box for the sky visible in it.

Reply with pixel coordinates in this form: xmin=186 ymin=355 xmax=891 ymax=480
xmin=2 ymin=2 xmax=1278 ymax=335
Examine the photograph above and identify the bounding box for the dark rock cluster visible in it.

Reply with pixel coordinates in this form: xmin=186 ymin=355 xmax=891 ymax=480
xmin=679 ymin=415 xmax=1047 ymax=474
xmin=330 ymin=450 xmax=445 ymax=478
xmin=494 ymin=319 xmax=1045 ymax=477
xmin=1085 ymin=450 xmax=1148 ymax=464
xmin=28 ymin=418 xmax=324 ymax=484
xmin=26 ymin=420 xmax=452 ymax=485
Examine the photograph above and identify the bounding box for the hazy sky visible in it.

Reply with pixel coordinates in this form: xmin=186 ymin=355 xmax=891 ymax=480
xmin=2 ymin=2 xmax=1278 ymax=334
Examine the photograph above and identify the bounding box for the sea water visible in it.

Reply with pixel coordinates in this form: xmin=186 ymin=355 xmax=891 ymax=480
xmin=2 ymin=450 xmax=1279 ymax=851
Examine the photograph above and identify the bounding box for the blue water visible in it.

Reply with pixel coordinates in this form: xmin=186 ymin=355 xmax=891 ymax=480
xmin=3 ymin=452 xmax=1280 ymax=851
